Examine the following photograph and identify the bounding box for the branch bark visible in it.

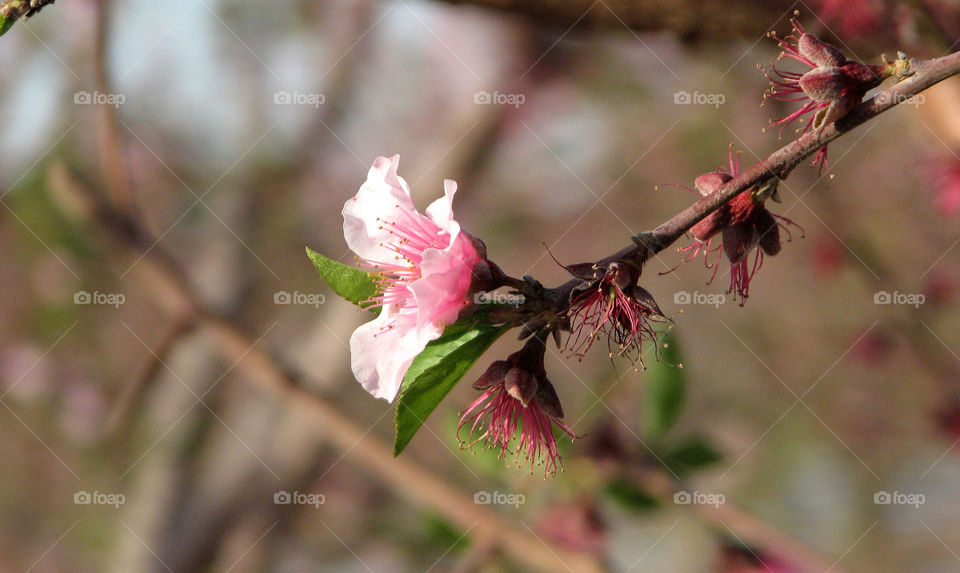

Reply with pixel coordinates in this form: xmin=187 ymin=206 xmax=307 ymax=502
xmin=0 ymin=0 xmax=55 ymax=35
xmin=598 ymin=51 xmax=960 ymax=268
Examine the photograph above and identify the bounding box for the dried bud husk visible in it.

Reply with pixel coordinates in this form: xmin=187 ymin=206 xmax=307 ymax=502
xmin=694 ymin=171 xmax=731 ymax=196
xmin=504 ymin=367 xmax=538 ymax=407
xmin=473 ymin=360 xmax=510 ymax=390
xmin=755 ymin=208 xmax=782 ymax=256
xmin=798 ymin=33 xmax=845 ymax=67
xmin=535 ymin=378 xmax=565 ymax=419
xmin=798 ymin=67 xmax=846 ymax=102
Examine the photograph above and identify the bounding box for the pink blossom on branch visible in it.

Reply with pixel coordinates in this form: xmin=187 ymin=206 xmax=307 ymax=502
xmin=679 ymin=151 xmax=803 ymax=304
xmin=458 ymin=336 xmax=577 ymax=476
xmin=343 ymin=155 xmax=490 ymax=402
xmin=763 ymin=17 xmax=892 ymax=168
xmin=563 ymin=260 xmax=666 ymax=365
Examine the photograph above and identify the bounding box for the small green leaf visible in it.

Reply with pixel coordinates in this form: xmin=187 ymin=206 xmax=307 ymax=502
xmin=605 ymin=478 xmax=660 ymax=511
xmin=306 ymin=247 xmax=378 ymax=308
xmin=663 ymin=434 xmax=722 ymax=477
xmin=641 ymin=329 xmax=686 ymax=442
xmin=394 ymin=323 xmax=510 ymax=456
xmin=0 ymin=16 xmax=14 ymax=36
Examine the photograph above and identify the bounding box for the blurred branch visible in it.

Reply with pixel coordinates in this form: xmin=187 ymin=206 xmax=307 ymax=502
xmin=103 ymin=317 xmax=196 ymax=443
xmin=93 ymin=0 xmax=134 ymax=214
xmin=0 ymin=0 xmax=54 ymax=35
xmin=54 ymin=169 xmax=603 ymax=573
xmin=620 ymin=466 xmax=848 ymax=573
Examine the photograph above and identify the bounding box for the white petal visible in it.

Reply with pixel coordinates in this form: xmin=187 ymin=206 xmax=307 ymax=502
xmin=342 ymin=155 xmax=421 ymax=263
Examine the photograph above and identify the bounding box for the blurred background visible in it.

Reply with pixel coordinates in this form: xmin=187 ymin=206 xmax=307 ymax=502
xmin=2 ymin=0 xmax=960 ymax=571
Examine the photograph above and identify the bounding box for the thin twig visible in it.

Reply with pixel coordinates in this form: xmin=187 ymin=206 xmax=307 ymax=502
xmin=642 ymin=51 xmax=960 ymax=260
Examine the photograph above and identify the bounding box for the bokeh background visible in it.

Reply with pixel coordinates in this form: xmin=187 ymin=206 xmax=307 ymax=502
xmin=2 ymin=0 xmax=960 ymax=571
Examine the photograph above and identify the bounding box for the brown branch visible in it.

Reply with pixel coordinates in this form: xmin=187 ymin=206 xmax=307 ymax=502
xmin=93 ymin=0 xmax=134 ymax=213
xmin=593 ymin=50 xmax=960 ymax=268
xmin=0 ymin=0 xmax=55 ymax=35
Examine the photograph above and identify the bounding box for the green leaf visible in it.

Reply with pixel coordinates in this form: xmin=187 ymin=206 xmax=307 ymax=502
xmin=305 ymin=247 xmax=378 ymax=308
xmin=641 ymin=329 xmax=686 ymax=442
xmin=394 ymin=323 xmax=510 ymax=456
xmin=663 ymin=434 xmax=722 ymax=477
xmin=605 ymin=478 xmax=660 ymax=511
xmin=0 ymin=16 xmax=14 ymax=36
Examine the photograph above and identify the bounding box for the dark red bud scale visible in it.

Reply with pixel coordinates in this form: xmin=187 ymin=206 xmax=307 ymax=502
xmin=798 ymin=67 xmax=846 ymax=102
xmin=798 ymin=33 xmax=845 ymax=67
xmin=504 ymin=367 xmax=538 ymax=407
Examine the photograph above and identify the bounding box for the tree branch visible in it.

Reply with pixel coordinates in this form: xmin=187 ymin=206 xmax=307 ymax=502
xmin=0 ymin=0 xmax=55 ymax=35
xmin=613 ymin=51 xmax=960 ymax=266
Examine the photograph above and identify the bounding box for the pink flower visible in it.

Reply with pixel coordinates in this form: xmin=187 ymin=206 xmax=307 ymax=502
xmin=680 ymin=152 xmax=803 ymax=304
xmin=343 ymin=155 xmax=488 ymax=401
xmin=458 ymin=337 xmax=577 ymax=476
xmin=563 ymin=261 xmax=665 ymax=365
xmin=763 ymin=18 xmax=889 ymax=168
